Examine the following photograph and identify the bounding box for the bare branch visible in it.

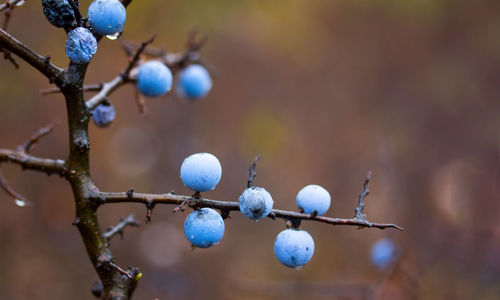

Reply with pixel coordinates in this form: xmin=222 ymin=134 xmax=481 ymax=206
xmin=96 ymin=191 xmax=403 ymax=231
xmin=104 ymin=214 xmax=140 ymax=241
xmin=0 ymin=28 xmax=63 ymax=84
xmin=19 ymin=122 xmax=58 ymax=153
xmin=0 ymin=149 xmax=66 ymax=176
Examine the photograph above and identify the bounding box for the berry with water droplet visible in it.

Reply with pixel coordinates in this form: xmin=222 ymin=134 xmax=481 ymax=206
xmin=88 ymin=0 xmax=126 ymax=36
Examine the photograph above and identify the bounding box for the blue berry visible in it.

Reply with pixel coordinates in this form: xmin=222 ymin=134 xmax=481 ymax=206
xmin=65 ymin=27 xmax=97 ymax=64
xmin=180 ymin=153 xmax=222 ymax=192
xmin=296 ymin=184 xmax=331 ymax=216
xmin=184 ymin=208 xmax=225 ymax=248
xmin=42 ymin=0 xmax=77 ymax=28
xmin=238 ymin=187 xmax=273 ymax=220
xmin=136 ymin=61 xmax=173 ymax=97
xmin=274 ymin=229 xmax=315 ymax=268
xmin=87 ymin=0 xmax=126 ymax=36
xmin=92 ymin=102 xmax=115 ymax=127
xmin=176 ymin=64 xmax=212 ymax=100
xmin=370 ymin=238 xmax=398 ymax=269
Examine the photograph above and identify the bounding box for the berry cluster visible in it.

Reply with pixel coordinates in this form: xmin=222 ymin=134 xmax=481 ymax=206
xmin=42 ymin=0 xmax=213 ymax=128
xmin=179 ymin=152 xmax=332 ymax=269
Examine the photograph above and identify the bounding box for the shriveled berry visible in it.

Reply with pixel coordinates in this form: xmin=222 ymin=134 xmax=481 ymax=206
xmin=65 ymin=27 xmax=97 ymax=64
xmin=42 ymin=0 xmax=77 ymax=28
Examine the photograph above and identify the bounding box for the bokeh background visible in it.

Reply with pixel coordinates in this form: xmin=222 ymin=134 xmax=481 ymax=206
xmin=0 ymin=0 xmax=499 ymax=299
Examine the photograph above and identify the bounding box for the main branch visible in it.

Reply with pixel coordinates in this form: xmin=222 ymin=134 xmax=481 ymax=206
xmin=96 ymin=191 xmax=403 ymax=230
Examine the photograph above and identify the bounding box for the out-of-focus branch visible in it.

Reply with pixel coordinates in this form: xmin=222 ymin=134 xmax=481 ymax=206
xmin=122 ymin=35 xmax=155 ymax=78
xmin=0 ymin=0 xmax=25 ymax=30
xmin=0 ymin=28 xmax=63 ymax=84
xmin=85 ymin=75 xmax=124 ymax=110
xmin=85 ymin=34 xmax=206 ymax=110
xmin=0 ymin=167 xmax=29 ymax=205
xmin=96 ymin=190 xmax=403 ymax=230
xmin=104 ymin=214 xmax=140 ymax=241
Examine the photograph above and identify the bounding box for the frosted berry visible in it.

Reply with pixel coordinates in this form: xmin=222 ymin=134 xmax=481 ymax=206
xmin=370 ymin=238 xmax=398 ymax=269
xmin=274 ymin=229 xmax=315 ymax=268
xmin=176 ymin=64 xmax=212 ymax=100
xmin=136 ymin=61 xmax=173 ymax=97
xmin=184 ymin=208 xmax=225 ymax=248
xmin=238 ymin=187 xmax=273 ymax=220
xmin=42 ymin=0 xmax=77 ymax=28
xmin=87 ymin=0 xmax=126 ymax=36
xmin=65 ymin=27 xmax=97 ymax=64
xmin=180 ymin=153 xmax=222 ymax=192
xmin=92 ymin=102 xmax=115 ymax=128
xmin=296 ymin=184 xmax=331 ymax=216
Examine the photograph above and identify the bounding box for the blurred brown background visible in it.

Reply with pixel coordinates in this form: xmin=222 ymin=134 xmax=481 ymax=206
xmin=0 ymin=0 xmax=499 ymax=299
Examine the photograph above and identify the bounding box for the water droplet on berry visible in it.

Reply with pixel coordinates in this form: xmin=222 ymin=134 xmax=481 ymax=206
xmin=14 ymin=199 xmax=26 ymax=207
xmin=106 ymin=32 xmax=122 ymax=40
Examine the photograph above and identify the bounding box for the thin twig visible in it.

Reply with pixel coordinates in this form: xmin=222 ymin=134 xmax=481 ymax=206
xmin=354 ymin=171 xmax=371 ymax=220
xmin=19 ymin=122 xmax=57 ymax=153
xmin=121 ymin=35 xmax=155 ymax=79
xmin=0 ymin=167 xmax=29 ymax=205
xmin=133 ymin=88 xmax=147 ymax=114
xmin=247 ymin=154 xmax=260 ymax=188
xmin=104 ymin=214 xmax=140 ymax=241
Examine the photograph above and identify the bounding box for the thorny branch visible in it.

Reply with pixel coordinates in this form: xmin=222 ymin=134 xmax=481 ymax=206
xmin=95 ymin=178 xmax=403 ymax=231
